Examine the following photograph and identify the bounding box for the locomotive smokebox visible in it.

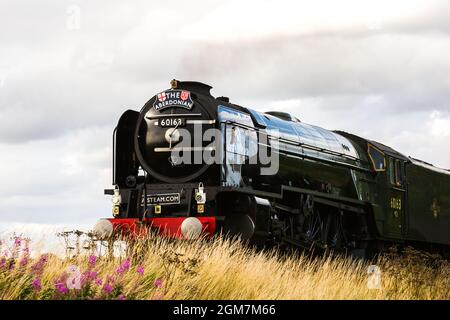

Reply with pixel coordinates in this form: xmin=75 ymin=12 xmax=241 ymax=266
xmin=134 ymin=81 xmax=217 ymax=183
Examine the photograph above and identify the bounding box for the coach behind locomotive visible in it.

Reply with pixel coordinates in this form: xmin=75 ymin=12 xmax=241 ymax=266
xmin=94 ymin=80 xmax=450 ymax=257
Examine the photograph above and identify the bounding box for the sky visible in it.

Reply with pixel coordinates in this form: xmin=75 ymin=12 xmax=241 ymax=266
xmin=1 ymin=0 xmax=449 ymax=235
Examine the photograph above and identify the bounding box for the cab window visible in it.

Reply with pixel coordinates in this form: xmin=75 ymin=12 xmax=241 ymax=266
xmin=368 ymin=144 xmax=386 ymax=172
xmin=389 ymin=158 xmax=404 ymax=187
xmin=389 ymin=158 xmax=395 ymax=184
xmin=394 ymin=159 xmax=404 ymax=186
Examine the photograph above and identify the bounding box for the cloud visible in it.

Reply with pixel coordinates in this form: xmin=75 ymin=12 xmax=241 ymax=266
xmin=180 ymin=33 xmax=450 ymax=112
xmin=0 ymin=0 xmax=449 ymax=231
xmin=0 ymin=126 xmax=112 ymax=227
xmin=2 ymin=0 xmax=450 ymax=143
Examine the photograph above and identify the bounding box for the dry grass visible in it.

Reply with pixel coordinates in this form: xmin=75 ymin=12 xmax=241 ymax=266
xmin=0 ymin=235 xmax=449 ymax=300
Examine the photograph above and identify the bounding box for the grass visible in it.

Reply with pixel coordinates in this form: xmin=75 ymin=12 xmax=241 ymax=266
xmin=0 ymin=235 xmax=449 ymax=300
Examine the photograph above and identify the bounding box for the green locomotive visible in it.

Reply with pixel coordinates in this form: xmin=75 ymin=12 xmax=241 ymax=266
xmin=97 ymin=80 xmax=450 ymax=257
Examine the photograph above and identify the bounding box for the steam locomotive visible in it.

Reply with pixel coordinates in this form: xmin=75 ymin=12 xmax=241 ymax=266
xmin=93 ymin=80 xmax=450 ymax=257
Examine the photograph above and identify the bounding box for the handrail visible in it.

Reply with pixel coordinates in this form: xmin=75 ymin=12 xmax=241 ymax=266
xmin=112 ymin=126 xmax=117 ymax=185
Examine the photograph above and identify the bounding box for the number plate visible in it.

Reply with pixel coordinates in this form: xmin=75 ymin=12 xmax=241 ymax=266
xmin=141 ymin=193 xmax=180 ymax=206
xmin=159 ymin=118 xmax=185 ymax=127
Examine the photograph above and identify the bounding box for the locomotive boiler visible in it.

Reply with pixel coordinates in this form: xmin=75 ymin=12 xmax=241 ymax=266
xmin=93 ymin=80 xmax=450 ymax=257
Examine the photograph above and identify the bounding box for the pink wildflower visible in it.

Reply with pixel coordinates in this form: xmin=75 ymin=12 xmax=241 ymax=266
xmin=14 ymin=237 xmax=21 ymax=247
xmin=55 ymin=282 xmax=69 ymax=294
xmin=116 ymin=259 xmax=131 ymax=275
xmin=19 ymin=256 xmax=29 ymax=267
xmin=154 ymin=279 xmax=163 ymax=288
xmin=31 ymin=254 xmax=48 ymax=275
xmin=81 ymin=270 xmax=98 ymax=285
xmin=88 ymin=255 xmax=97 ymax=267
xmin=136 ymin=265 xmax=144 ymax=275
xmin=122 ymin=259 xmax=130 ymax=270
xmin=32 ymin=277 xmax=41 ymax=291
xmin=115 ymin=266 xmax=124 ymax=275
xmin=103 ymin=283 xmax=113 ymax=294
